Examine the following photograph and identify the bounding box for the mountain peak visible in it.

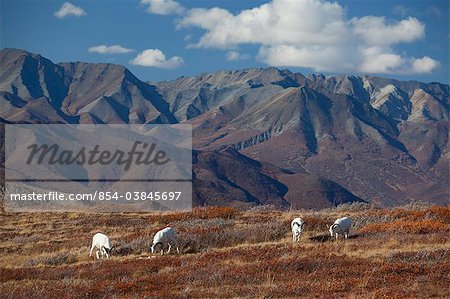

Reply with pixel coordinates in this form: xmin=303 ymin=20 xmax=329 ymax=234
xmin=0 ymin=48 xmax=177 ymax=125
xmin=1 ymin=47 xmax=40 ymax=59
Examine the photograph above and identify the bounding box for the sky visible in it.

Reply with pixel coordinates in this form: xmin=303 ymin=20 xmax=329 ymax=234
xmin=1 ymin=0 xmax=448 ymax=83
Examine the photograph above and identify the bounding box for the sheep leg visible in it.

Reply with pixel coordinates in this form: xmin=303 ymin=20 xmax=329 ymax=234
xmin=167 ymin=243 xmax=172 ymax=254
xmin=96 ymin=250 xmax=100 ymax=259
xmin=89 ymin=244 xmax=95 ymax=257
xmin=174 ymin=240 xmax=180 ymax=254
xmin=103 ymin=247 xmax=109 ymax=258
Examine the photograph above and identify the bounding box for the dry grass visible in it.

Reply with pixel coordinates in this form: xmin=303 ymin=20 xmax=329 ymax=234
xmin=1 ymin=205 xmax=449 ymax=298
xmin=360 ymin=219 xmax=449 ymax=234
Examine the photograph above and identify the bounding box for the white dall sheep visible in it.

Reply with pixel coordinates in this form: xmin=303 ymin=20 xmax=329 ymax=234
xmin=329 ymin=217 xmax=352 ymax=240
xmin=291 ymin=217 xmax=305 ymax=242
xmin=89 ymin=233 xmax=113 ymax=259
xmin=151 ymin=227 xmax=180 ymax=255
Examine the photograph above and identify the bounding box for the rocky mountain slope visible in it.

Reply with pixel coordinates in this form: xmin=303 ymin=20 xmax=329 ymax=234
xmin=1 ymin=48 xmax=448 ymax=208
xmin=0 ymin=48 xmax=176 ymax=124
xmin=156 ymin=68 xmax=449 ymax=205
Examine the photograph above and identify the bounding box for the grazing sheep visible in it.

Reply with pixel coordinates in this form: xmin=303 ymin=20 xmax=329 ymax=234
xmin=329 ymin=217 xmax=352 ymax=240
xmin=89 ymin=233 xmax=113 ymax=259
xmin=151 ymin=227 xmax=180 ymax=255
xmin=291 ymin=217 xmax=305 ymax=242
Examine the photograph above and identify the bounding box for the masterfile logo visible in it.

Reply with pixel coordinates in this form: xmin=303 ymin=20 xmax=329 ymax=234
xmin=5 ymin=124 xmax=192 ymax=212
xmin=26 ymin=141 xmax=170 ymax=171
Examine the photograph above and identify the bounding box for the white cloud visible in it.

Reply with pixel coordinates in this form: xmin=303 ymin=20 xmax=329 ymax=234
xmin=410 ymin=56 xmax=440 ymax=74
xmin=351 ymin=16 xmax=425 ymax=46
xmin=140 ymin=0 xmax=185 ymax=15
xmin=178 ymin=1 xmax=349 ymax=49
xmin=130 ymin=49 xmax=184 ymax=69
xmin=257 ymin=45 xmax=357 ymax=72
xmin=88 ymin=45 xmax=134 ymax=54
xmin=54 ymin=2 xmax=86 ymax=18
xmin=359 ymin=47 xmax=405 ymax=73
xmin=359 ymin=47 xmax=439 ymax=74
xmin=175 ymin=0 xmax=438 ymax=75
xmin=226 ymin=51 xmax=250 ymax=61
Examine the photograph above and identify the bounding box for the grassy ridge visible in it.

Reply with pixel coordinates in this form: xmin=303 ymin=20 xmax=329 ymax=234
xmin=1 ymin=204 xmax=449 ymax=298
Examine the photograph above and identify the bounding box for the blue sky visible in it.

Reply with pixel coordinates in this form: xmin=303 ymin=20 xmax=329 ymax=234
xmin=1 ymin=0 xmax=448 ymax=83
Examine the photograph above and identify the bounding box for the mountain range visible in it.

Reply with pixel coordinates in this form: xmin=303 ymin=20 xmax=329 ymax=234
xmin=1 ymin=48 xmax=448 ymax=209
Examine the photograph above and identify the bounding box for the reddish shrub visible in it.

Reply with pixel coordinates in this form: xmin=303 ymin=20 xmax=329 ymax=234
xmin=303 ymin=216 xmax=332 ymax=231
xmin=426 ymin=206 xmax=450 ymax=222
xmin=360 ymin=219 xmax=449 ymax=234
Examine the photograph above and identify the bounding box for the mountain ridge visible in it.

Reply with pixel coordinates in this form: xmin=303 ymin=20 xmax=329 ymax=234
xmin=1 ymin=48 xmax=448 ymax=208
